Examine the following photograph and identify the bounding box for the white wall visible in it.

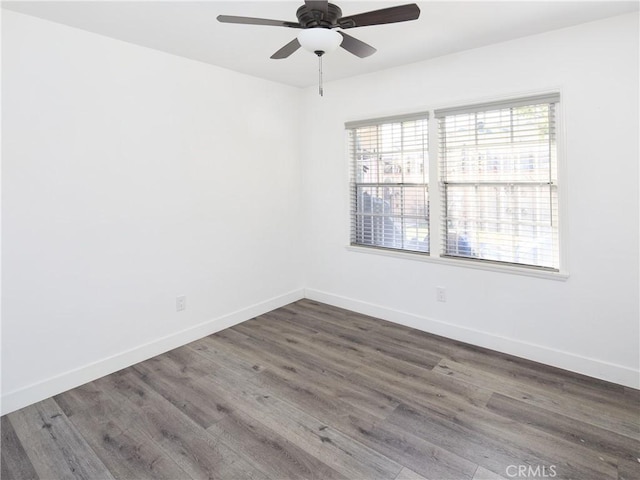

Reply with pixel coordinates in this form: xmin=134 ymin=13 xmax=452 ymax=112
xmin=1 ymin=10 xmax=304 ymax=414
xmin=300 ymin=13 xmax=640 ymax=388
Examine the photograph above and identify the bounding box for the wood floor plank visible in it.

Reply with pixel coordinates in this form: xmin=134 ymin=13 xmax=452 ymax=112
xmin=205 ymin=368 xmax=404 ymax=480
xmin=450 ymin=344 xmax=632 ymax=402
xmin=277 ymin=302 xmax=385 ymax=339
xmin=387 ymin=401 xmax=618 ymax=480
xmin=243 ymin=312 xmax=442 ymax=381
xmin=226 ymin=322 xmax=401 ymax=419
xmin=221 ymin=322 xmax=353 ymax=378
xmin=159 ymin=344 xmax=220 ymax=378
xmin=263 ymin=316 xmax=439 ymax=391
xmin=472 ymin=466 xmax=508 ymax=480
xmin=617 ymin=458 xmax=640 ymax=480
xmin=242 ymin=362 xmax=394 ymax=446
xmin=487 ymin=392 xmax=640 ymax=464
xmin=208 ymin=325 xmax=358 ymax=389
xmin=68 ymin=408 xmax=190 ymax=480
xmin=411 ymin=328 xmax=638 ymax=412
xmin=132 ymin=352 xmax=233 ymax=428
xmin=288 ymin=299 xmax=389 ymax=333
xmin=440 ymin=342 xmax=640 ymax=413
xmin=54 ymin=380 xmax=114 ymax=419
xmin=394 ymin=467 xmax=429 ymax=480
xmin=350 ymin=411 xmax=478 ymax=480
xmin=387 ymin=401 xmax=556 ymax=479
xmin=188 ymin=332 xmax=269 ymax=376
xmin=254 ymin=309 xmax=323 ymax=336
xmin=243 ymin=318 xmax=369 ymax=376
xmin=285 ymin=305 xmax=446 ymax=369
xmin=252 ymin=366 xmax=377 ymax=426
xmin=273 ymin=306 xmax=442 ymax=371
xmin=623 ymin=386 xmax=640 ymax=401
xmin=1 ymin=416 xmax=39 ymax=480
xmin=97 ymin=368 xmax=271 ymax=480
xmin=7 ymin=398 xmax=114 ymax=480
xmin=207 ymin=412 xmax=348 ymax=480
xmin=369 ymin=320 xmax=633 ymax=418
xmin=434 ymin=358 xmax=640 ymax=440
xmin=346 ymin=361 xmax=493 ymax=417
xmin=242 ymin=317 xmax=323 ymax=350
xmin=364 ymin=319 xmax=464 ymax=356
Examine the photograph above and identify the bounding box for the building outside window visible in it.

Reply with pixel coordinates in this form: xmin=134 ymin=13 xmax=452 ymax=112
xmin=347 ymin=113 xmax=430 ymax=254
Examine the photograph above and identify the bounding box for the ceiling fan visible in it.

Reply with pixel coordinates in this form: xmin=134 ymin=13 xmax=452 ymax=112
xmin=217 ymin=1 xmax=421 ymax=94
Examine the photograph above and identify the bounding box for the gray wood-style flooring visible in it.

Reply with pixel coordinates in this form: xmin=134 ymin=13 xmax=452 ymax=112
xmin=2 ymin=299 xmax=639 ymax=480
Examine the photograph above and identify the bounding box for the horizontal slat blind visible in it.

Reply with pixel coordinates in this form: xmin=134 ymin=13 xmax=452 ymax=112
xmin=435 ymin=93 xmax=560 ymax=118
xmin=438 ymin=96 xmax=560 ymax=270
xmin=348 ymin=113 xmax=429 ymax=253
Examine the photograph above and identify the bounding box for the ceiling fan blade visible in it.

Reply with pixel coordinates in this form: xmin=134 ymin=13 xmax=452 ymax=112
xmin=271 ymin=38 xmax=301 ymax=59
xmin=217 ymin=15 xmax=301 ymax=28
xmin=338 ymin=32 xmax=376 ymax=58
xmin=305 ymin=1 xmax=328 ymax=15
xmin=338 ymin=4 xmax=420 ymax=29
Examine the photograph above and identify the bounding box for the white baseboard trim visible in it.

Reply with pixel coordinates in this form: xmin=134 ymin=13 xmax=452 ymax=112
xmin=3 ymin=286 xmax=636 ymax=415
xmin=304 ymin=288 xmax=640 ymax=389
xmin=1 ymin=289 xmax=305 ymax=415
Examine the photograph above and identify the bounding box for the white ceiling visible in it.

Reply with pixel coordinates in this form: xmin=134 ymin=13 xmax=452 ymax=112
xmin=3 ymin=1 xmax=638 ymax=88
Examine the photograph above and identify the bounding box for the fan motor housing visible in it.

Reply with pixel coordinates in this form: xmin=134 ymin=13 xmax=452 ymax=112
xmin=296 ymin=3 xmax=342 ymax=28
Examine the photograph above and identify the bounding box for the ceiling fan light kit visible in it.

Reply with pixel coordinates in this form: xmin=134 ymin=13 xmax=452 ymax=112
xmin=297 ymin=28 xmax=343 ymax=96
xmin=297 ymin=28 xmax=343 ymax=55
xmin=217 ymin=1 xmax=420 ymax=96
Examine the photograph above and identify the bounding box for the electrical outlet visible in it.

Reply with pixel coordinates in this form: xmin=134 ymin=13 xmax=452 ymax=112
xmin=436 ymin=287 xmax=446 ymax=303
xmin=176 ymin=295 xmax=186 ymax=312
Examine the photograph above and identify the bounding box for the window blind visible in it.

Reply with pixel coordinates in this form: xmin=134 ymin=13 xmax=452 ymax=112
xmin=348 ymin=113 xmax=429 ymax=253
xmin=437 ymin=95 xmax=560 ymax=270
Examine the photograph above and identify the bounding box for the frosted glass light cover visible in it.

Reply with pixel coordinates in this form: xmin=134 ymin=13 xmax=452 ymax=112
xmin=297 ymin=28 xmax=342 ymax=54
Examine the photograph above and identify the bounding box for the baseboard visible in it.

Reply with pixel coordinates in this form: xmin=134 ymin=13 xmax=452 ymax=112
xmin=304 ymin=288 xmax=640 ymax=389
xmin=1 ymin=289 xmax=305 ymax=415
xmin=4 ymin=286 xmax=636 ymax=415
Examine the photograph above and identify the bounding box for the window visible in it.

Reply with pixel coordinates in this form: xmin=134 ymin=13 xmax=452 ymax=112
xmin=436 ymin=94 xmax=560 ymax=270
xmin=347 ymin=113 xmax=429 ymax=254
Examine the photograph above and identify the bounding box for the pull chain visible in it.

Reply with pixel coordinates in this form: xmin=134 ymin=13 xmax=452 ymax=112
xmin=316 ymin=51 xmax=324 ymax=96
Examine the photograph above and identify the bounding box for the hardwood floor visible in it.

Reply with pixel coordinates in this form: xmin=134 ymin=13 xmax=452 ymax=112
xmin=2 ymin=299 xmax=639 ymax=480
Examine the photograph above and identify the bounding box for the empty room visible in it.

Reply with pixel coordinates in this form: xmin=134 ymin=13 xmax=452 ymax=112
xmin=2 ymin=1 xmax=639 ymax=479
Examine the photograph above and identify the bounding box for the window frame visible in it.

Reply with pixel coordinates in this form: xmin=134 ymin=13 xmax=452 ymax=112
xmin=347 ymin=112 xmax=431 ymax=256
xmin=436 ymin=93 xmax=561 ymax=272
xmin=345 ymin=92 xmax=568 ymax=280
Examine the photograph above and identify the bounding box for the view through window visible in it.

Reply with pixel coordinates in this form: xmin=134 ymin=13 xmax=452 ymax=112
xmin=347 ymin=93 xmax=561 ymax=272
xmin=436 ymin=94 xmax=560 ymax=270
xmin=347 ymin=114 xmax=429 ymax=253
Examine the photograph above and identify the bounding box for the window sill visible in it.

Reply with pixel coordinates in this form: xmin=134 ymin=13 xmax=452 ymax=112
xmin=345 ymin=245 xmax=569 ymax=281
